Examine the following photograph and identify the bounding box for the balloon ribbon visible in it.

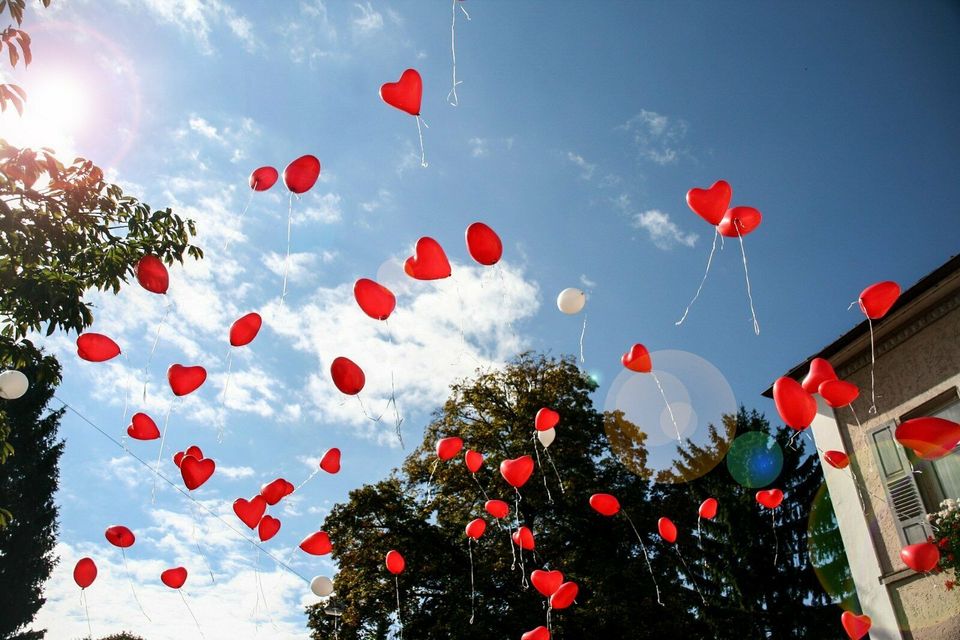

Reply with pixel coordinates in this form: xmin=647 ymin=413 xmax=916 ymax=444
xmin=676 ymin=226 xmax=720 ymax=327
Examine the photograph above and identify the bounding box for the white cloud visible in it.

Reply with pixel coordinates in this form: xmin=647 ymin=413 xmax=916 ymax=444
xmin=618 ymin=109 xmax=689 ymax=165
xmin=217 ymin=465 xmax=256 ymax=480
xmin=469 ymin=138 xmax=489 ymax=158
xmin=262 ymin=251 xmax=319 ymax=282
xmin=566 ymin=151 xmax=596 ymax=180
xmin=580 ymin=274 xmax=597 ymax=289
xmin=632 ymin=209 xmax=698 ymax=250
xmin=360 ymin=189 xmax=392 ymax=213
xmin=189 ymin=116 xmax=219 ymax=141
xmin=136 ymin=0 xmax=259 ymax=54
xmin=352 ymin=2 xmax=384 ymax=34
xmin=293 ymin=193 xmax=342 ymax=225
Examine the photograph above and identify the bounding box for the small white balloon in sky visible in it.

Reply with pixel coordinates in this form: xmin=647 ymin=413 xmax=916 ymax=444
xmin=556 ymin=287 xmax=586 ymax=315
xmin=0 ymin=370 xmax=29 ymax=400
xmin=311 ymin=575 xmax=334 ymax=597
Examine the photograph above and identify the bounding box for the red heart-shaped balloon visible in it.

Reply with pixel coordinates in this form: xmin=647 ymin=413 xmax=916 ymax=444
xmin=229 ymin=312 xmax=262 ymax=347
xmin=136 ymin=255 xmax=169 ymax=294
xmin=521 ymin=626 xmax=551 ymax=640
xmin=258 ymin=515 xmax=281 ymax=542
xmin=464 ymin=450 xmax=483 ymax=473
xmin=699 ymin=497 xmax=718 ymax=520
xmin=127 ymin=412 xmax=160 ymax=440
xmin=465 ymin=518 xmax=487 ymax=540
xmin=819 ymin=379 xmax=859 ymax=408
xmin=465 ymin=222 xmax=503 ymax=266
xmin=319 ymin=448 xmax=341 ymax=474
xmin=249 ymin=166 xmax=278 ymax=191
xmin=180 ymin=455 xmax=215 ymax=490
xmin=74 ymin=557 xmax=97 ymax=589
xmin=535 ymin=408 xmax=560 ymax=432
xmin=531 ymin=569 xmax=564 ymax=597
xmin=686 ymin=180 xmax=732 ymax=226
xmin=233 ymin=496 xmax=267 ymax=529
xmin=105 ymin=525 xmax=135 ymax=548
xmin=386 ymin=549 xmax=406 ymax=575
xmin=589 ymin=493 xmax=621 ymax=517
xmin=174 ymin=445 xmax=204 ymax=468
xmin=900 ymin=542 xmax=940 ymax=573
xmin=773 ymin=376 xmax=817 ymax=431
xmin=896 ymin=417 xmax=960 ymax=460
xmin=718 ymin=206 xmax=762 ymax=238
xmin=859 ymin=281 xmax=900 ymax=320
xmin=658 ymin=517 xmax=678 ymax=544
xmin=500 ymin=456 xmax=534 ymax=488
xmin=353 ymin=278 xmax=396 ymax=321
xmin=330 ymin=356 xmax=365 ymax=395
xmin=621 ymin=343 xmax=652 ymax=373
xmin=167 ymin=364 xmax=207 ymax=397
xmin=282 ymin=479 xmax=295 ymax=497
xmin=300 ymin=531 xmax=333 ymax=556
xmin=512 ymin=526 xmax=535 ymax=550
xmin=260 ymin=478 xmax=289 ymax=505
xmin=283 ymin=154 xmax=321 ymax=194
xmin=823 ymin=450 xmax=850 ymax=469
xmin=549 ymin=581 xmax=579 ymax=610
xmin=485 ymin=499 xmax=509 ymax=519
xmin=161 ymin=566 xmax=187 ymax=589
xmin=802 ymin=357 xmax=837 ymax=394
xmin=404 ymin=237 xmax=451 ymax=281
xmin=76 ymin=333 xmax=121 ymax=362
xmin=436 ymin=437 xmax=463 ymax=461
xmin=841 ymin=611 xmax=872 ymax=639
xmin=380 ymin=69 xmax=422 ymax=116
xmin=756 ymin=488 xmax=784 ymax=509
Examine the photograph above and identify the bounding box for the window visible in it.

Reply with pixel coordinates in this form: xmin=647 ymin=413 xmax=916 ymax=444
xmin=868 ymin=422 xmax=930 ymax=545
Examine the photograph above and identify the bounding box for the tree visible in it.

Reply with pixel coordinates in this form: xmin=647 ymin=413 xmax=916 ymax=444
xmin=0 ymin=342 xmax=63 ymax=639
xmin=306 ymin=353 xmax=705 ymax=639
xmin=0 ymin=0 xmax=52 ymax=115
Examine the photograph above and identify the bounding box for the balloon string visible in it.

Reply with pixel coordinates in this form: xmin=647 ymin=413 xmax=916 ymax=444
xmin=355 ymin=393 xmax=382 ymax=424
xmin=544 ymin=447 xmax=565 ymax=494
xmin=383 ymin=320 xmax=405 ymax=447
xmin=515 ymin=488 xmax=528 ymax=589
xmin=191 ymin=503 xmax=216 ymax=585
xmin=471 ymin=472 xmax=492 ymax=505
xmin=151 ymin=398 xmax=177 ymax=504
xmin=676 ymin=227 xmax=719 ymax=327
xmin=121 ymin=352 xmax=132 ymax=427
xmin=651 ymin=371 xmax=682 ymax=444
xmin=122 ymin=548 xmax=151 ymax=621
xmin=280 ymin=192 xmax=294 ymax=306
xmin=447 ymin=0 xmax=462 ymax=106
xmin=622 ymin=511 xmax=662 ymax=606
xmin=697 ymin=517 xmax=706 ymax=571
xmin=674 ymin=545 xmax=706 ymax=606
xmin=415 ymin=116 xmax=428 ymax=168
xmin=296 ymin=467 xmax=321 ymax=492
xmin=395 ymin=575 xmax=404 ymax=640
xmin=217 ymin=348 xmax=233 ymax=443
xmin=507 ymin=523 xmax=517 ymax=569
xmin=546 ymin=604 xmax=552 ymax=634
xmin=532 ymin=432 xmax=553 ymax=504
xmin=771 ymin=509 xmax=778 ymax=566
xmin=224 ymin=186 xmax=256 ymax=252
xmin=579 ymin=314 xmax=587 ymax=364
xmin=468 ymin=538 xmax=476 ymax=624
xmin=867 ymin=318 xmax=877 ymax=414
xmin=81 ymin=588 xmax=92 ymax=639
xmin=179 ymin=589 xmax=204 ymax=637
xmin=735 ymin=225 xmax=760 ymax=335
xmin=255 ymin=548 xmax=279 ymax=630
xmin=142 ymin=298 xmax=173 ymax=403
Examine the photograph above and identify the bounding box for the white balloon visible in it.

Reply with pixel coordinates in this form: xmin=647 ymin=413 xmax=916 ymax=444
xmin=556 ymin=288 xmax=586 ymax=315
xmin=537 ymin=427 xmax=556 ymax=448
xmin=0 ymin=370 xmax=29 ymax=400
xmin=311 ymin=575 xmax=334 ymax=597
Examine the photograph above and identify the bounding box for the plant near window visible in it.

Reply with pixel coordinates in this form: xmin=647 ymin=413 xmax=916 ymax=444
xmin=927 ymin=498 xmax=960 ymax=590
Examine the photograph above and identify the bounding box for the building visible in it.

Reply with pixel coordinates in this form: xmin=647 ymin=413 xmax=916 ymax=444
xmin=765 ymin=254 xmax=960 ymax=639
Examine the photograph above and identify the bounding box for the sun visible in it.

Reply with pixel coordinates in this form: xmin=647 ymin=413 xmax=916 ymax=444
xmin=0 ymin=72 xmax=92 ymax=158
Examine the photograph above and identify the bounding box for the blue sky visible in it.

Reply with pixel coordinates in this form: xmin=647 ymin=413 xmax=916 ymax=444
xmin=2 ymin=1 xmax=958 ymax=637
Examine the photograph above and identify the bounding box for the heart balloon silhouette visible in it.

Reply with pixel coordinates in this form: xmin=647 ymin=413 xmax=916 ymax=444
xmin=283 ymin=154 xmax=321 ymax=194
xmin=76 ymin=333 xmax=121 ymax=362
xmin=174 ymin=445 xmax=204 ymax=468
xmin=249 ymin=166 xmax=278 ymax=191
xmin=167 ymin=364 xmax=207 ymax=397
xmin=521 ymin=627 xmax=551 ymax=640
xmin=485 ymin=499 xmax=509 ymax=519
xmin=535 ymin=408 xmax=560 ymax=432
xmin=258 ymin=515 xmax=281 ymax=542
xmin=841 ymin=611 xmax=872 ymax=639
xmin=330 ymin=356 xmax=365 ymax=395
xmin=404 ymin=237 xmax=451 ymax=280
xmin=320 ymin=448 xmax=341 ymax=474
xmin=136 ymin=255 xmax=169 ymax=294
xmin=180 ymin=455 xmax=215 ymax=490
xmin=127 ymin=412 xmax=160 ymax=440
xmin=718 ymin=206 xmax=762 ymax=238
xmin=105 ymin=525 xmax=135 ymax=548
xmin=300 ymin=531 xmax=333 ymax=556
xmin=500 ymin=456 xmax=534 ymax=488
xmin=802 ymin=357 xmax=837 ymax=394
xmin=436 ymin=436 xmax=463 ymax=461
xmin=385 ymin=549 xmax=406 ymax=575
xmin=464 ymin=450 xmax=483 ymax=473
xmin=900 ymin=542 xmax=940 ymax=573
xmin=380 ymin=68 xmax=422 ymax=116
xmin=353 ymin=278 xmax=396 ymax=320
xmin=512 ymin=526 xmax=535 ymax=550
xmin=229 ymin=312 xmax=262 ymax=347
xmin=896 ymin=417 xmax=960 ymax=460
xmin=161 ymin=566 xmax=187 ymax=589
xmin=819 ymin=379 xmax=859 ymax=408
xmin=859 ymin=281 xmax=900 ymax=320
xmin=531 ymin=569 xmax=564 ymax=597
xmin=658 ymin=517 xmax=678 ymax=544
xmin=621 ymin=343 xmax=652 ymax=373
xmin=699 ymin=497 xmax=718 ymax=520
xmin=549 ymin=581 xmax=579 ymax=610
xmin=465 ymin=222 xmax=503 ymax=266
xmin=823 ymin=450 xmax=850 ymax=469
xmin=756 ymin=488 xmax=784 ymax=509
xmin=686 ymin=180 xmax=732 ymax=226
xmin=233 ymin=496 xmax=267 ymax=529
xmin=773 ymin=376 xmax=817 ymax=431
xmin=465 ymin=518 xmax=487 ymax=540
xmin=74 ymin=557 xmax=97 ymax=589
xmin=260 ymin=478 xmax=290 ymax=505
xmin=589 ymin=493 xmax=621 ymax=517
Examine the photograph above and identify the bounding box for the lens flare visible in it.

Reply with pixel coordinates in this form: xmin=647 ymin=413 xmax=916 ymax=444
xmin=726 ymin=431 xmax=783 ymax=488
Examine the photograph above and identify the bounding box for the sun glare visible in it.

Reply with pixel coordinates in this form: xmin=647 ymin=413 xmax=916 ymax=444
xmin=1 ymin=73 xmax=92 ymax=158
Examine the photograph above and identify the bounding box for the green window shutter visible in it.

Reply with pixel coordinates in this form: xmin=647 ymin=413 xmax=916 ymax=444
xmin=869 ymin=422 xmax=931 ymax=546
